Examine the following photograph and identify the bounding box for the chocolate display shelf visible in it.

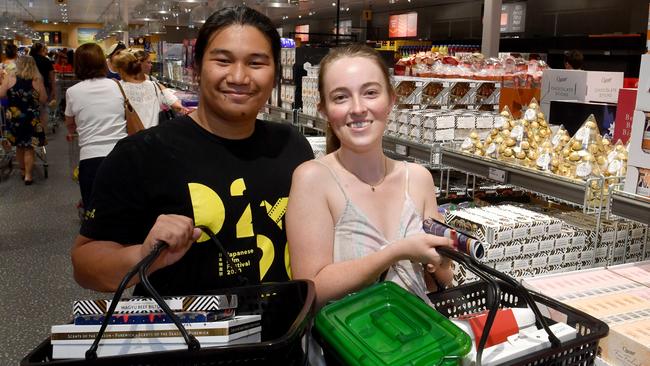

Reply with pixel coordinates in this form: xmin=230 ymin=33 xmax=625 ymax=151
xmin=441 ymin=146 xmax=604 ymax=210
xmin=610 ymin=189 xmax=650 ymax=226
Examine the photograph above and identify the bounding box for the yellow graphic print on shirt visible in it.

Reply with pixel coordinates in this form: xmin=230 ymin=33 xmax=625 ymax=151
xmin=260 ymin=198 xmax=288 ymax=229
xmin=188 ymin=183 xmax=226 ymax=243
xmin=188 ymin=179 xmax=290 ymax=281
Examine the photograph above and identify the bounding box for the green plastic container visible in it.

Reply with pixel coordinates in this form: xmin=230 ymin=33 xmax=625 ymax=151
xmin=315 ymin=281 xmax=472 ymax=366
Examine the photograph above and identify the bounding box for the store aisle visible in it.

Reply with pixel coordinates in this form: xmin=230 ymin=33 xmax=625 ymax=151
xmin=0 ymin=130 xmax=100 ymax=364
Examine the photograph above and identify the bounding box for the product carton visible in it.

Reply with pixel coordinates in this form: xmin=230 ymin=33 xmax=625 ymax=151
xmin=623 ymin=166 xmax=650 ymax=198
xmin=523 ymin=266 xmax=650 ymax=366
xmin=445 ymin=209 xmax=514 ymax=244
xmin=634 ymin=54 xmax=650 ymax=111
xmin=627 ymin=111 xmax=650 ymax=168
xmin=423 ymin=112 xmax=456 ymax=129
xmin=585 ymin=71 xmax=624 ymax=104
xmin=540 ymin=69 xmax=588 ymax=117
xmin=613 ymin=88 xmax=637 ymax=144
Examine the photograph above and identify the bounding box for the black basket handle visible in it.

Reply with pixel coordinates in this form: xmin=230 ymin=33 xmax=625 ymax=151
xmin=85 ymin=226 xmax=246 ymax=360
xmin=434 ymin=244 xmax=562 ymax=366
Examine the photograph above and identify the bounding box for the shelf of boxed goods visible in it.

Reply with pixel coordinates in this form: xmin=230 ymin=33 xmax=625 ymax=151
xmin=440 ymin=145 xmax=600 ymax=209
xmin=610 ymin=189 xmax=650 ymax=226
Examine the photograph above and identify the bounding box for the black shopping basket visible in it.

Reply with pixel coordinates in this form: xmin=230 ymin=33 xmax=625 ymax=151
xmin=22 ymin=227 xmax=316 ymax=366
xmin=316 ymin=245 xmax=608 ymax=366
xmin=426 ymin=246 xmax=608 ymax=366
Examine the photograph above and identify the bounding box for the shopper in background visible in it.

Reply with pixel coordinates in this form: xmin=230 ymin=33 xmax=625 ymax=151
xmin=64 ymin=43 xmax=126 ymax=209
xmin=67 ymin=48 xmax=74 ymax=68
xmin=29 ymin=43 xmax=56 ymax=131
xmin=564 ymin=50 xmax=584 ymax=70
xmin=71 ymin=6 xmax=313 ymax=295
xmin=54 ymin=50 xmax=72 ymax=73
xmin=2 ymin=44 xmax=18 ymax=74
xmin=0 ymin=56 xmax=48 ymax=185
xmin=112 ymin=50 xmax=186 ymax=129
xmin=130 ymin=49 xmax=189 ymax=116
xmin=133 ymin=49 xmax=158 ymax=82
xmin=286 ymin=45 xmax=453 ymax=310
xmin=105 ymin=42 xmax=126 ymax=80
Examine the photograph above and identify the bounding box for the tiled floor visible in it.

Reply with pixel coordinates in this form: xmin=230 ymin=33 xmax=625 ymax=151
xmin=0 ymin=128 xmax=100 ymax=364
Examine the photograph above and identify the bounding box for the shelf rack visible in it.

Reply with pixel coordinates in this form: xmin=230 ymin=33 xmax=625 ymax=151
xmin=610 ymin=189 xmax=650 ymax=226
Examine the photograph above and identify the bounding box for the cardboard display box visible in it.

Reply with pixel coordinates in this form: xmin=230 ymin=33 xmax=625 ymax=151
xmin=540 ymin=69 xmax=588 ymax=117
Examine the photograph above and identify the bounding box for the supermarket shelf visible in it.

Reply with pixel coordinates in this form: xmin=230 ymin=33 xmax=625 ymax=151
xmin=262 ymin=105 xmax=293 ymax=122
xmin=611 ymin=190 xmax=650 ymax=226
xmin=296 ymin=113 xmax=327 ymax=133
xmin=383 ymin=135 xmax=436 ymax=166
xmin=159 ymin=78 xmax=198 ymax=91
xmin=441 ymin=147 xmax=590 ymax=207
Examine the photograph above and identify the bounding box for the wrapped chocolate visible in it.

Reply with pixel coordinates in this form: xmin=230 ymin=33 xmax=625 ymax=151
xmin=551 ymin=125 xmax=571 ymax=153
xmin=557 ymin=115 xmax=606 ymax=182
xmin=460 ymin=129 xmax=485 ymax=156
xmin=500 ymin=116 xmax=537 ymax=167
xmin=535 ymin=139 xmax=557 ymax=173
xmin=604 ymin=140 xmax=628 ymax=178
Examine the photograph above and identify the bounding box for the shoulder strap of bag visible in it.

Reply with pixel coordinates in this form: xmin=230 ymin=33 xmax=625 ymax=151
xmin=154 ymin=80 xmax=164 ymax=94
xmin=154 ymin=81 xmax=165 ymax=102
xmin=112 ymin=79 xmax=129 ymax=103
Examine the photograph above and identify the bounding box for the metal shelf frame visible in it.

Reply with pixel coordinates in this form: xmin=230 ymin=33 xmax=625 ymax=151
xmin=610 ymin=189 xmax=650 ymax=226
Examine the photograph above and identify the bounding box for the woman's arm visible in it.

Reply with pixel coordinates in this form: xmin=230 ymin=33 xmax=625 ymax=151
xmin=0 ymin=72 xmax=12 ymax=98
xmin=34 ymin=78 xmax=48 ymax=104
xmin=64 ymin=115 xmax=76 ymax=141
xmin=287 ymin=161 xmax=449 ymax=309
xmin=408 ymin=163 xmax=454 ymax=290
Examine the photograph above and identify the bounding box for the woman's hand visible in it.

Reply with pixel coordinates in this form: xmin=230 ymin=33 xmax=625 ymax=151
xmin=141 ymin=214 xmax=202 ymax=271
xmin=394 ymin=233 xmax=452 ymax=266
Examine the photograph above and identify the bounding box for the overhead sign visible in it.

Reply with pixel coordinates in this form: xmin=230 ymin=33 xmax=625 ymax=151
xmin=500 ymin=2 xmax=526 ymax=33
xmin=388 ymin=12 xmax=417 ymax=38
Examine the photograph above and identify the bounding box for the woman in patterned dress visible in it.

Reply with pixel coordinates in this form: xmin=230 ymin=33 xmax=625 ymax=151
xmin=0 ymin=56 xmax=48 ymax=184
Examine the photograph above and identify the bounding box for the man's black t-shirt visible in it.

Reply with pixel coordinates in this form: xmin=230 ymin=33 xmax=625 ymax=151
xmin=80 ymin=116 xmax=314 ymax=295
xmin=33 ymin=55 xmax=54 ymax=93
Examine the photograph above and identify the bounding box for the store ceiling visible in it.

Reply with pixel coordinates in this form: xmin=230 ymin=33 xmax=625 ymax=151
xmin=14 ymin=0 xmax=477 ymax=26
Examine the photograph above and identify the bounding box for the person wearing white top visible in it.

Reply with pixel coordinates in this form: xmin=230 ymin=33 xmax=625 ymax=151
xmin=113 ymin=50 xmax=189 ymax=128
xmin=65 ymin=43 xmax=126 ymax=208
xmin=130 ymin=49 xmax=189 ymax=116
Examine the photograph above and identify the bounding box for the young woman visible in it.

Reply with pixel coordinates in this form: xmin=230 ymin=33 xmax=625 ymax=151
xmin=64 ymin=43 xmax=127 ymax=207
xmin=0 ymin=56 xmax=48 ymax=184
xmin=112 ymin=50 xmax=187 ymax=129
xmin=286 ymin=45 xmax=453 ymax=310
xmin=71 ymin=6 xmax=313 ymax=296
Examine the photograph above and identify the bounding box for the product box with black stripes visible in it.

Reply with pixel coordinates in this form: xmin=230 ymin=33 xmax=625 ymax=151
xmin=73 ymin=294 xmax=238 ymax=316
xmin=51 ymin=315 xmax=261 ymax=359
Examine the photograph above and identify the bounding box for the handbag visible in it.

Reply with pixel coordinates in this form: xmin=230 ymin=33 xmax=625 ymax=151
xmin=113 ymin=79 xmax=144 ymax=135
xmin=153 ymin=80 xmax=177 ymax=124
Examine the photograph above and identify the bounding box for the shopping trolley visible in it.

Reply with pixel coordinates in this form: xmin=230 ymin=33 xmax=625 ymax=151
xmin=22 ymin=227 xmax=316 ymax=365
